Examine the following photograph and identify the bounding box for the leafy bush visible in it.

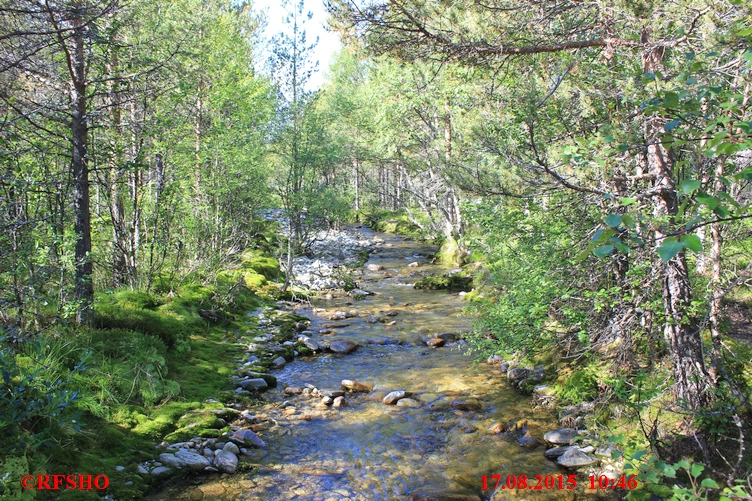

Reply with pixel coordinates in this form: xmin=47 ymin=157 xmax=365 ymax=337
xmin=0 ymin=337 xmax=87 ymax=455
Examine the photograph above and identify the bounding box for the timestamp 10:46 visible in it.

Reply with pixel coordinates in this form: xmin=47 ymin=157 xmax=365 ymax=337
xmin=481 ymin=473 xmax=639 ymax=491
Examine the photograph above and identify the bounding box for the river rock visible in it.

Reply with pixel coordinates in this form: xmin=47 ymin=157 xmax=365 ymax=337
xmin=367 ymin=264 xmax=384 ymax=271
xmin=213 ymin=450 xmax=238 ymax=474
xmin=231 ymin=429 xmax=267 ymax=449
xmin=544 ymin=446 xmax=573 ymax=459
xmin=544 ymin=427 xmax=578 ymax=445
xmin=385 ymin=309 xmax=399 ymax=316
xmin=396 ymin=398 xmax=421 ymax=408
xmin=333 ymin=396 xmax=345 ymax=408
xmin=342 ymin=379 xmax=373 ymax=392
xmin=426 ymin=338 xmax=445 ymax=347
xmin=175 ymin=450 xmax=212 ymax=470
xmin=499 ymin=362 xmax=510 ymax=373
xmin=437 ymin=333 xmax=457 ymax=343
xmin=365 ymin=315 xmax=381 ymax=323
xmin=449 ymin=399 xmax=482 ymax=411
xmin=321 ymin=396 xmax=333 ymax=405
xmin=285 ymin=386 xmax=303 ymax=394
xmin=487 ymin=422 xmax=507 ymax=434
xmin=299 ymin=337 xmax=320 ymax=351
xmin=330 ymin=340 xmax=358 ymax=354
xmin=507 ymin=368 xmax=530 ymax=381
xmin=330 ymin=311 xmax=351 ymax=320
xmin=158 ymin=453 xmax=186 ymax=469
xmin=240 ymin=378 xmax=268 ymax=391
xmin=319 ymin=389 xmax=345 ymax=398
xmin=518 ymin=434 xmax=540 ymax=449
xmin=557 ymin=447 xmax=598 ymax=468
xmin=272 ymin=356 xmax=287 ymax=368
xmin=151 ymin=466 xmax=171 ymax=475
xmin=408 ymin=261 xmax=420 ymax=267
xmin=222 ymin=442 xmax=240 ymax=455
xmin=383 ymin=390 xmax=407 ymax=404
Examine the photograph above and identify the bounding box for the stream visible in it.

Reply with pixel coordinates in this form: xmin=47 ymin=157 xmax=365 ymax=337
xmin=149 ymin=228 xmax=609 ymax=501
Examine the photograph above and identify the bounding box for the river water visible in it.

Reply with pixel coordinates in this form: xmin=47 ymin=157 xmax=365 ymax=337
xmin=149 ymin=229 xmax=604 ymax=501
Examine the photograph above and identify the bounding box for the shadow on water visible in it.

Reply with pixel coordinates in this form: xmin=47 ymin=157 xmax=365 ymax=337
xmin=148 ymin=230 xmax=605 ymax=501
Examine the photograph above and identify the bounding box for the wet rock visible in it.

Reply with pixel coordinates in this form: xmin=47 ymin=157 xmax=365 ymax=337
xmin=348 ymin=289 xmax=371 ymax=298
xmin=408 ymin=492 xmax=482 ymax=501
xmin=284 ymin=386 xmax=303 ymax=395
xmin=450 ymin=399 xmax=482 ymax=411
xmin=341 ymin=379 xmax=373 ymax=392
xmin=367 ymin=264 xmax=384 ymax=271
xmin=213 ymin=450 xmax=238 ymax=474
xmin=231 ymin=429 xmax=267 ymax=449
xmin=408 ymin=261 xmax=420 ymax=267
xmin=544 ymin=446 xmax=574 ymax=459
xmin=557 ymin=447 xmax=598 ymax=468
xmin=488 ymin=422 xmax=507 ymax=434
xmin=544 ymin=428 xmax=579 ymax=445
xmin=385 ymin=310 xmax=399 ymax=316
xmin=365 ymin=315 xmax=381 ymax=323
xmin=222 ymin=442 xmax=240 ymax=455
xmin=240 ymin=378 xmax=268 ymax=391
xmin=437 ymin=333 xmax=458 ymax=343
xmin=499 ymin=362 xmax=510 ymax=373
xmin=383 ymin=390 xmax=407 ymax=404
xmin=272 ymin=356 xmax=287 ymax=368
xmin=518 ymin=434 xmax=540 ymax=449
xmin=330 ymin=311 xmax=351 ymax=320
xmin=314 ymin=403 xmax=329 ymax=410
xmin=333 ymin=396 xmax=345 ymax=408
xmin=151 ymin=466 xmax=171 ymax=475
xmin=300 ymin=337 xmax=320 ymax=351
xmin=507 ymin=368 xmax=530 ymax=382
xmin=428 ymin=401 xmax=450 ymax=411
xmin=203 ymin=448 xmax=215 ymax=458
xmin=396 ymin=398 xmax=421 ymax=408
xmin=321 ymin=396 xmax=333 ymax=405
xmin=329 ymin=340 xmax=358 ymax=354
xmin=159 ymin=453 xmax=186 ymax=469
xmin=175 ymin=450 xmax=212 ymax=470
xmin=319 ymin=329 xmax=332 ymax=335
xmin=426 ymin=338 xmax=445 ymax=347
xmin=319 ymin=389 xmax=345 ymax=398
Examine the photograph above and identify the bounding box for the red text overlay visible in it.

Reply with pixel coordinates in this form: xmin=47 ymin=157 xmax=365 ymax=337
xmin=20 ymin=474 xmax=109 ymax=491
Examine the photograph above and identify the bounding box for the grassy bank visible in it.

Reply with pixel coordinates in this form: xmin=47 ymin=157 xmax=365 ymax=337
xmin=0 ymin=249 xmax=289 ymax=500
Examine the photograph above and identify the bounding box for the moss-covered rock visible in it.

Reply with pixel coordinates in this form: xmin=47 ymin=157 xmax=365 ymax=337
xmin=414 ymin=274 xmax=473 ymax=292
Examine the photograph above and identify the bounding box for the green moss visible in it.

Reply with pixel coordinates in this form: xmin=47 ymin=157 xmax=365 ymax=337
xmin=0 ymin=455 xmax=35 ymax=501
xmin=243 ymin=272 xmax=268 ymax=288
xmin=240 ymin=250 xmax=280 ymax=280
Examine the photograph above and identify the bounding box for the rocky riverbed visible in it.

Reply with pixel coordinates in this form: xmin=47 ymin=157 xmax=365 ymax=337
xmin=146 ymin=227 xmax=623 ymax=501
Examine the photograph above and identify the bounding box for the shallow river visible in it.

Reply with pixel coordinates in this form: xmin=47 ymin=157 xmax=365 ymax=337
xmin=150 ymin=229 xmax=606 ymax=501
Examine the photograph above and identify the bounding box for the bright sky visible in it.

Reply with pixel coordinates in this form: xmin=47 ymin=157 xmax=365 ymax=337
xmin=252 ymin=0 xmax=342 ymax=90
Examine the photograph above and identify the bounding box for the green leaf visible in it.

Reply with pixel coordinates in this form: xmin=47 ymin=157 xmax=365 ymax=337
xmin=593 ymin=245 xmax=615 ymax=258
xmin=677 ymin=459 xmax=691 ymax=470
xmin=621 ymin=215 xmax=635 ymax=228
xmin=605 ymin=214 xmax=623 ymax=227
xmin=621 ymin=197 xmax=637 ymax=206
xmin=614 ymin=242 xmax=630 ymax=254
xmin=690 ymin=463 xmax=705 ymax=477
xmin=682 ymin=234 xmax=703 ymax=252
xmin=701 ymin=478 xmax=719 ymax=489
xmin=680 ymin=179 xmax=701 ymax=194
xmin=664 ymin=91 xmax=680 ymax=108
xmin=631 ymin=450 xmax=647 ymax=460
xmin=696 ymin=193 xmax=718 ymax=209
xmin=714 ymin=206 xmax=730 ymax=218
xmin=664 ymin=118 xmax=681 ymax=131
xmin=658 ymin=240 xmax=684 ymax=262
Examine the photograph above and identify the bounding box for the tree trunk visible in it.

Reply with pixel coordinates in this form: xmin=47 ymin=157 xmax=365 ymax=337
xmin=70 ymin=19 xmax=93 ymax=325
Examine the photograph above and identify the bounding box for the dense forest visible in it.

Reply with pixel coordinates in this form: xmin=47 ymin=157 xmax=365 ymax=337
xmin=1 ymin=0 xmax=751 ymax=499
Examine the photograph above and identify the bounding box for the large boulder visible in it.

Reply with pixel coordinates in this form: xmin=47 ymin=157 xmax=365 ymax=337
xmin=174 ymin=450 xmax=211 ymax=470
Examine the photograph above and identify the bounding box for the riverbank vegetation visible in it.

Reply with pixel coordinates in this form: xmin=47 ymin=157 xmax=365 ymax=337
xmin=2 ymin=0 xmax=752 ymax=499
